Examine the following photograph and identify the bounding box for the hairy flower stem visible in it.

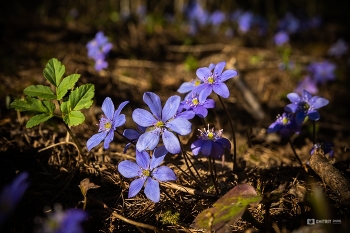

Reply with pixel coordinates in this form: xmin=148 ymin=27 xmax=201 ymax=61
xmin=208 ymin=156 xmax=219 ymax=194
xmin=177 ymin=135 xmax=206 ymax=188
xmin=288 ymin=136 xmax=308 ymax=172
xmin=217 ymin=95 xmax=237 ymax=172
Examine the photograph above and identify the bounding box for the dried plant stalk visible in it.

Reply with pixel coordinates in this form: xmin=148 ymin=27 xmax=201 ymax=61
xmin=309 ymin=148 xmax=350 ymax=204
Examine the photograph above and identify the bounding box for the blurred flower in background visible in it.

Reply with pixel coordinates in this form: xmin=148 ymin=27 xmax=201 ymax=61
xmin=277 ymin=12 xmax=300 ymax=34
xmin=294 ymin=76 xmax=318 ymax=95
xmin=274 ymin=31 xmax=289 ymax=46
xmin=86 ymin=31 xmax=112 ymax=71
xmin=36 ymin=205 xmax=87 ymax=233
xmin=237 ymin=11 xmax=254 ymax=33
xmin=328 ymin=39 xmax=348 ymax=58
xmin=0 ymin=172 xmax=29 ymax=226
xmin=209 ymin=10 xmax=226 ymax=26
xmin=307 ymin=60 xmax=336 ymax=84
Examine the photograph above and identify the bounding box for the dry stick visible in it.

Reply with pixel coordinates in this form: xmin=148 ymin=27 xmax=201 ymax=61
xmin=217 ymin=95 xmax=237 ymax=172
xmin=159 ymin=185 xmax=191 ymax=209
xmin=111 ymin=211 xmax=165 ymax=233
xmin=161 ymin=182 xmax=217 ymax=198
xmin=63 ymin=122 xmax=84 ymax=157
xmin=38 ymin=141 xmax=79 ymax=153
xmin=309 ymin=148 xmax=350 ymax=204
xmin=85 ymin=196 xmax=169 ymax=233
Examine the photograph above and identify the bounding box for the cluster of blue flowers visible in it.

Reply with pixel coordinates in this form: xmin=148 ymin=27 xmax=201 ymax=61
xmin=87 ymin=61 xmax=237 ymax=202
xmin=267 ymin=89 xmax=329 ymax=137
xmin=86 ymin=32 xmax=112 ymax=71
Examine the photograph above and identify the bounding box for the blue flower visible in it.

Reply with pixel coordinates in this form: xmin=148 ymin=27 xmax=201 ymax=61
xmin=284 ymin=90 xmax=329 ymax=122
xmin=307 ymin=60 xmax=336 ymax=84
xmin=238 ymin=11 xmax=254 ymax=33
xmin=328 ymin=39 xmax=348 ymax=58
xmin=277 ymin=12 xmax=300 ymax=34
xmin=0 ymin=172 xmax=29 ymax=225
xmin=192 ymin=62 xmax=238 ymax=102
xmin=294 ymin=76 xmax=318 ymax=95
xmin=191 ymin=125 xmax=231 ymax=159
xmin=186 ymin=0 xmax=209 ymax=27
xmin=122 ymin=125 xmax=146 ymax=153
xmin=177 ymin=78 xmax=203 ymax=94
xmin=87 ymin=97 xmax=128 ymax=151
xmin=310 ymin=142 xmax=334 ymax=157
xmin=118 ymin=147 xmax=176 ymax=203
xmin=274 ymin=31 xmax=289 ymax=46
xmin=267 ymin=112 xmax=301 ymax=137
xmin=181 ymin=93 xmax=215 ymax=118
xmin=177 ymin=64 xmax=215 ymax=97
xmin=209 ymin=10 xmax=226 ymax=26
xmin=39 ymin=205 xmax=87 ymax=233
xmin=132 ymin=92 xmax=192 ymax=154
xmin=86 ymin=31 xmax=112 ymax=71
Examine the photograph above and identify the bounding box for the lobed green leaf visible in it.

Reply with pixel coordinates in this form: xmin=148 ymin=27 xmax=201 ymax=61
xmin=10 ymin=97 xmax=55 ymax=114
xmin=26 ymin=113 xmax=54 ymax=128
xmin=57 ymin=74 xmax=80 ymax=100
xmin=43 ymin=58 xmax=65 ymax=87
xmin=69 ymin=84 xmax=95 ymax=111
xmin=63 ymin=110 xmax=85 ymax=126
xmin=23 ymin=85 xmax=56 ymax=100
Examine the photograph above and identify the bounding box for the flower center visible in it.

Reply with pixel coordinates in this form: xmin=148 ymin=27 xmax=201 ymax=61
xmin=198 ymin=124 xmax=223 ymax=141
xmin=191 ymin=97 xmax=199 ymax=106
xmin=299 ymin=101 xmax=310 ymax=112
xmin=282 ymin=116 xmax=289 ymax=125
xmin=194 ymin=80 xmax=201 ymax=86
xmin=104 ymin=122 xmax=111 ymax=129
xmin=98 ymin=115 xmax=112 ymax=132
xmin=155 ymin=121 xmax=165 ymax=128
xmin=142 ymin=169 xmax=151 ymax=177
xmin=207 ymin=75 xmax=214 ymax=84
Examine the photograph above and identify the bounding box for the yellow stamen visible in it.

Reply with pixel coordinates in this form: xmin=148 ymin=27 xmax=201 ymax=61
xmin=207 ymin=76 xmax=214 ymax=84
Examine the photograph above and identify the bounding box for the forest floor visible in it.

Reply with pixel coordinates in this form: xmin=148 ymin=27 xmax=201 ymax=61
xmin=1 ymin=10 xmax=350 ymax=233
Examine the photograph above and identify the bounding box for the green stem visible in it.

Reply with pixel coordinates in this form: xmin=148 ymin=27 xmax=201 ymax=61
xmin=217 ymin=95 xmax=237 ymax=172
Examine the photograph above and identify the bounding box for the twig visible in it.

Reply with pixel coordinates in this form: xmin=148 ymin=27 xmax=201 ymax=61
xmin=167 ymin=43 xmax=225 ymax=53
xmin=38 ymin=141 xmax=79 ymax=153
xmin=309 ymin=148 xmax=350 ymax=204
xmin=161 ymin=182 xmax=217 ymax=198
